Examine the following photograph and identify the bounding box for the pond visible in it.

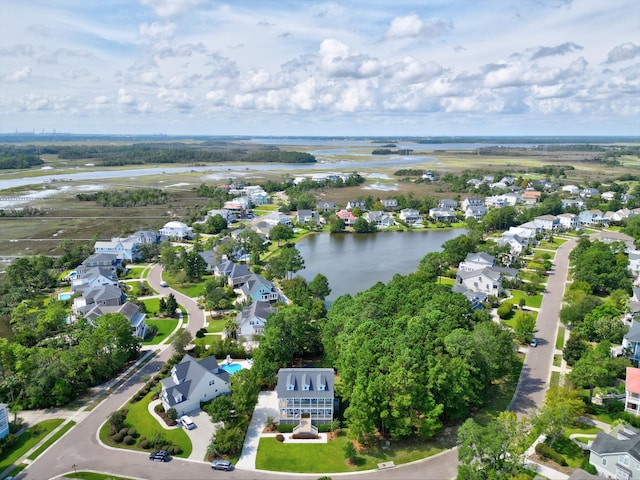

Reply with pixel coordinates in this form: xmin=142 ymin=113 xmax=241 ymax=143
xmin=296 ymin=229 xmax=465 ymax=301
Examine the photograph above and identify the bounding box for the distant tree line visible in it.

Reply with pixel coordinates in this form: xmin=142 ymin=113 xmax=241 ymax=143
xmin=0 ymin=146 xmax=44 ymax=169
xmin=372 ymin=148 xmax=414 ymax=155
xmin=76 ymin=188 xmax=171 ymax=207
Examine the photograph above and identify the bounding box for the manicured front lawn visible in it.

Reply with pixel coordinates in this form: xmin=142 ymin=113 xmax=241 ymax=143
xmin=437 ymin=276 xmax=455 ymax=286
xmin=256 ymin=431 xmax=449 ymax=473
xmin=507 ymin=290 xmax=543 ymax=309
xmin=0 ymin=419 xmax=64 ymax=472
xmin=142 ymin=298 xmax=161 ymax=316
xmin=99 ymin=391 xmax=192 ymax=458
xmin=64 ymin=472 xmax=134 ymax=480
xmin=142 ymin=319 xmax=179 ymax=345
xmin=206 ymin=318 xmax=227 ymax=333
xmin=556 ymin=326 xmax=565 ymax=350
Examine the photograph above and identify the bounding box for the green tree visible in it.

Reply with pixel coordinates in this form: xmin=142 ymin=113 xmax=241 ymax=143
xmin=532 ymin=386 xmax=585 ymax=447
xmin=513 ymin=311 xmax=537 ymax=344
xmin=563 ymin=333 xmax=589 ymax=366
xmin=568 ymin=346 xmax=614 ymax=402
xmin=308 ymin=274 xmax=331 ymax=300
xmin=270 ymin=223 xmax=294 ymax=247
xmin=329 ymin=217 xmax=345 ymax=233
xmin=171 ymin=329 xmax=193 ymax=354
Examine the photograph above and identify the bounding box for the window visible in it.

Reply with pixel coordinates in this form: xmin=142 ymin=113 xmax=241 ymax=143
xmin=602 ymin=458 xmax=607 ymax=466
xmin=620 ymin=454 xmax=630 ymax=466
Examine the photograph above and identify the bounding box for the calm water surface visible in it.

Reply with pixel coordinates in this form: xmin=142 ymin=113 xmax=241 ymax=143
xmin=296 ymin=229 xmax=465 ymax=301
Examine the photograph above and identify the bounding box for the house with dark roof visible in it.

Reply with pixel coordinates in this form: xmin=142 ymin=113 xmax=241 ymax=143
xmin=589 ymin=424 xmax=640 ymax=479
xmin=364 ymin=211 xmax=395 ymax=228
xmin=84 ymin=300 xmax=148 ymax=338
xmin=160 ymin=354 xmax=230 ymax=416
xmin=381 ymin=199 xmax=399 ymax=211
xmin=623 ymin=321 xmax=640 ymax=366
xmin=214 ymin=260 xmax=252 ymax=288
xmin=236 ymin=301 xmax=278 ymax=340
xmin=316 ymin=201 xmax=336 ymax=213
xmin=296 ymin=209 xmax=320 ymax=224
xmin=73 ymin=284 xmax=125 ymax=316
xmin=276 ymin=368 xmax=335 ymax=425
xmin=71 ymin=265 xmax=119 ymax=293
xmin=238 ymin=274 xmax=280 ymax=303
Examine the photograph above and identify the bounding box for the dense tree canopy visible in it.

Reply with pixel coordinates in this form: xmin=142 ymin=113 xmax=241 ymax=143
xmin=571 ymin=239 xmax=632 ymax=295
xmin=322 ymin=272 xmax=518 ymax=443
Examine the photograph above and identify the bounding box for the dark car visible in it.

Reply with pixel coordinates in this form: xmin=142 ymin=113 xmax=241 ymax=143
xmin=211 ymin=459 xmax=232 ymax=471
xmin=149 ymin=450 xmax=170 ymax=462
xmin=529 ymin=338 xmax=538 ymax=348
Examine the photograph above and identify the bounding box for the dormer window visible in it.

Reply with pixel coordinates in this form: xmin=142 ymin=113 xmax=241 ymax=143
xmin=286 ymin=373 xmax=296 ymax=391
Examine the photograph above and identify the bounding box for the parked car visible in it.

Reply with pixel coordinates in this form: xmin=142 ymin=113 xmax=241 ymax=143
xmin=180 ymin=415 xmax=195 ymax=430
xmin=149 ymin=450 xmax=170 ymax=462
xmin=529 ymin=338 xmax=538 ymax=348
xmin=159 ymin=281 xmax=168 ymax=287
xmin=211 ymin=459 xmax=232 ymax=471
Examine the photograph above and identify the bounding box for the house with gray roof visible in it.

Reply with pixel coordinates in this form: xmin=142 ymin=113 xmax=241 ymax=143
xmin=316 ymin=201 xmax=336 ymax=213
xmin=452 ymin=285 xmax=487 ymax=310
xmin=236 ymin=301 xmax=278 ymax=340
xmin=84 ymin=301 xmax=148 ymax=338
xmin=458 ymin=252 xmax=496 ymax=272
xmin=71 ymin=266 xmax=119 ymax=294
xmin=381 ymin=198 xmax=399 ymax=211
xmin=238 ymin=274 xmax=280 ymax=304
xmin=276 ymin=368 xmax=335 ymax=425
xmin=364 ymin=211 xmax=395 ymax=228
xmin=296 ymin=209 xmax=320 ymax=224
xmin=160 ymin=354 xmax=230 ymax=417
xmin=94 ymin=237 xmax=139 ymax=262
xmin=73 ymin=284 xmax=125 ymax=316
xmin=589 ymin=424 xmax=640 ymax=479
xmin=214 ymin=260 xmax=252 ymax=288
xmin=623 ymin=319 xmax=640 ymax=366
xmin=455 ymin=267 xmax=503 ymax=296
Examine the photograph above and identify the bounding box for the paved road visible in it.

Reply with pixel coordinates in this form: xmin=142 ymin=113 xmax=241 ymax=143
xmin=509 ymin=238 xmax=576 ymax=417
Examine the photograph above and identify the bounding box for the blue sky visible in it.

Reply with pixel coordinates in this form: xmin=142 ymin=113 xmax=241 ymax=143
xmin=1 ymin=0 xmax=639 ymax=136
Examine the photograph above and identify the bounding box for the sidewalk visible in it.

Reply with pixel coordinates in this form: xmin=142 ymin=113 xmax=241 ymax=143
xmin=236 ymin=391 xmax=278 ymax=470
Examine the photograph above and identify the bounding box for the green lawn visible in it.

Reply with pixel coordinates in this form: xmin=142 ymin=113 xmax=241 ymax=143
xmin=507 ymin=290 xmax=543 ymax=309
xmin=437 ymin=276 xmax=455 ymax=286
xmin=548 ymin=433 xmax=592 ymax=469
xmin=122 ymin=267 xmax=146 ymax=280
xmin=142 ymin=319 xmax=179 ymax=345
xmin=0 ymin=419 xmax=64 ymax=471
xmin=501 ymin=310 xmax=538 ymax=331
xmin=556 ymin=326 xmax=565 ymax=350
xmin=206 ymin=318 xmax=227 ymax=333
xmin=64 ymin=472 xmax=134 ymax=480
xmin=550 ymin=371 xmax=560 ymax=388
xmin=142 ymin=297 xmax=161 ymax=316
xmin=27 ymin=421 xmax=76 ymax=460
xmin=553 ymin=355 xmax=562 ymax=367
xmin=99 ymin=391 xmax=192 ymax=457
xmin=256 ymin=431 xmax=449 ymax=473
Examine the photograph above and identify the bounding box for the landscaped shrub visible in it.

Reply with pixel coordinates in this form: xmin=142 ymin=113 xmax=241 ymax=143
xmin=139 ymin=439 xmax=150 ymax=449
xmin=497 ymin=302 xmax=513 ymax=319
xmin=535 ymin=443 xmax=567 ymax=466
xmin=317 ymin=423 xmax=332 ymax=433
xmin=277 ymin=423 xmax=295 ymax=433
xmin=166 ymin=408 xmax=178 ymax=420
xmin=124 ymin=435 xmax=136 ymax=445
xmin=292 ymin=433 xmax=319 ymax=439
xmin=154 ymin=403 xmax=164 ymax=414
xmin=119 ymin=427 xmax=129 ymax=436
xmin=275 ymin=434 xmax=285 ymax=442
xmin=127 ymin=428 xmax=137 ymax=437
xmin=169 ymin=445 xmax=182 ymax=455
xmin=112 ymin=433 xmax=123 ymax=443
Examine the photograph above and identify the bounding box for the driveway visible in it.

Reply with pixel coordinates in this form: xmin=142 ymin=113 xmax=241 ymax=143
xmin=183 ymin=408 xmax=224 ymax=462
xmin=236 ymin=391 xmax=278 ymax=470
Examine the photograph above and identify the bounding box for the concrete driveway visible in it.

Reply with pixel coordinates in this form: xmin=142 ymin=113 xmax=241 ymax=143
xmin=236 ymin=391 xmax=278 ymax=470
xmin=183 ymin=408 xmax=224 ymax=462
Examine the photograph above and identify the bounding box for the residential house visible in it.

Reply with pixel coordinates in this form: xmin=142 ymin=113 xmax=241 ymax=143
xmin=73 ymin=284 xmax=125 ymax=316
xmin=381 ymin=199 xmax=399 ymax=211
xmin=238 ymin=274 xmax=280 ymax=303
xmin=364 ymin=211 xmax=395 ymax=228
xmin=207 ymin=208 xmax=236 ymax=223
xmin=160 ymin=355 xmax=230 ymax=417
xmin=79 ymin=252 xmax=120 ymax=272
xmin=276 ymin=368 xmax=335 ymax=425
xmin=455 ymin=268 xmax=503 ymax=296
xmin=519 ymin=221 xmax=543 ymax=236
xmin=589 ymin=423 xmax=640 ymax=479
xmin=452 ymin=285 xmax=488 ymax=310
xmin=236 ymin=301 xmax=278 ymax=340
xmin=580 ymin=187 xmax=600 ymax=198
xmin=464 ymin=205 xmax=487 ymax=220
xmin=467 ymin=178 xmax=482 ymax=187
xmin=428 ymin=207 xmax=457 ymax=223
xmin=398 ymin=208 xmax=422 ymax=225
xmin=0 ymin=403 xmax=8 ymax=439
xmin=534 ymin=215 xmax=560 ymax=232
xmin=214 ymin=260 xmax=252 ymax=288
xmin=579 ymin=209 xmax=607 ymax=226
xmin=159 ymin=221 xmax=193 ymax=240
xmin=561 ymin=185 xmax=581 ymax=195
xmin=461 ymin=197 xmax=484 ymax=210
xmin=71 ymin=265 xmax=119 ymax=293
xmin=629 ymin=251 xmax=640 ymax=276
xmin=602 ymin=191 xmax=618 ymax=202
xmin=346 ymin=200 xmax=367 ymax=211
xmin=489 ymin=181 xmax=507 ymax=190
xmin=422 ymin=172 xmax=436 ymax=181
xmin=296 ymin=210 xmax=320 ymax=224
xmin=557 ymin=213 xmax=579 ymax=231
xmin=521 ymin=189 xmax=542 ymax=205
xmin=458 ymin=252 xmax=496 ymax=272
xmin=223 ymin=198 xmax=249 ymax=217
xmin=198 ymin=250 xmax=216 ymax=273
xmin=263 ymin=212 xmax=293 ymax=227
xmin=623 ymin=320 xmax=640 ymax=365
xmin=129 ymin=230 xmax=161 ymax=245
xmin=626 ymin=367 xmax=640 ymax=416
xmin=497 ymin=232 xmax=529 ymax=258
xmin=562 ymin=198 xmax=586 ymax=210
xmin=316 ymin=201 xmax=337 ymax=213
xmin=84 ymin=301 xmax=148 ymax=338
xmin=500 ymin=176 xmax=516 ymax=186
xmin=93 ymin=238 xmax=139 ymax=262
xmin=507 ymin=225 xmax=539 ymax=243
xmin=336 ymin=209 xmax=357 ymax=226
xmin=438 ymin=199 xmax=458 ymax=209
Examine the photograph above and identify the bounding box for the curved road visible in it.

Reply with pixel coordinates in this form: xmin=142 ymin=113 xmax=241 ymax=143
xmin=21 ymin=264 xmax=458 ymax=480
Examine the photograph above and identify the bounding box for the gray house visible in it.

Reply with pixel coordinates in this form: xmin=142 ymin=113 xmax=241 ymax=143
xmin=236 ymin=301 xmax=278 ymax=340
xmin=160 ymin=355 xmax=230 ymax=416
xmin=276 ymin=368 xmax=335 ymax=425
xmin=84 ymin=301 xmax=148 ymax=338
xmin=589 ymin=424 xmax=640 ymax=479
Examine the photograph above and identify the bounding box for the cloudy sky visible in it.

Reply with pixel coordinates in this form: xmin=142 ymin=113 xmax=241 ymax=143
xmin=1 ymin=0 xmax=639 ymax=136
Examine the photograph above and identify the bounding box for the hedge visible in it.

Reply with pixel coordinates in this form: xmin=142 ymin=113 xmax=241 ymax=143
xmin=277 ymin=423 xmax=295 ymax=433
xmin=535 ymin=443 xmax=568 ymax=466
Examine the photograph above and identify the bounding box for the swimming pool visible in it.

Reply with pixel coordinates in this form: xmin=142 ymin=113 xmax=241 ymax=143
xmin=58 ymin=292 xmax=72 ymax=301
xmin=221 ymin=363 xmax=242 ymax=374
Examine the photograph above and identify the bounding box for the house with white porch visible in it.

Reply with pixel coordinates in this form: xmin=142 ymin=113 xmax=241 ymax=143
xmin=364 ymin=211 xmax=395 ymax=228
xmin=534 ymin=215 xmax=560 ymax=232
xmin=557 ymin=213 xmax=579 ymax=231
xmin=399 ymin=208 xmax=422 ymax=225
xmin=455 ymin=268 xmax=503 ymax=296
xmin=236 ymin=301 xmax=278 ymax=340
xmin=276 ymin=368 xmax=335 ymax=425
xmin=428 ymin=207 xmax=457 ymax=223
xmin=160 ymin=221 xmax=193 ymax=240
xmin=238 ymin=274 xmax=281 ymax=304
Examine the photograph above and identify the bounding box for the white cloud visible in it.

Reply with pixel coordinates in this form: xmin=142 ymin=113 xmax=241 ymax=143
xmin=319 ymin=39 xmax=380 ymax=78
xmin=139 ymin=22 xmax=177 ymax=40
xmin=117 ymin=88 xmax=136 ymax=106
xmin=138 ymin=0 xmax=212 ymax=18
xmin=4 ymin=66 xmax=32 ymax=82
xmin=605 ymin=42 xmax=640 ymax=64
xmin=386 ymin=14 xmax=452 ymax=40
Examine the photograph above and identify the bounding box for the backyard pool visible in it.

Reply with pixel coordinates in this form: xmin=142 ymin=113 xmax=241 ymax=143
xmin=221 ymin=363 xmax=242 ymax=374
xmin=58 ymin=292 xmax=72 ymax=301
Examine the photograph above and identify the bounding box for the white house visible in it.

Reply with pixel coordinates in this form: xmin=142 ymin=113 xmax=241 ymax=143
xmin=364 ymin=211 xmax=396 ymax=227
xmin=160 ymin=221 xmax=193 ymax=240
xmin=629 ymin=251 xmax=640 ymax=276
xmin=160 ymin=355 xmax=230 ymax=416
xmin=236 ymin=301 xmax=278 ymax=340
xmin=455 ymin=268 xmax=503 ymax=296
xmin=399 ymin=208 xmax=422 ymax=225
xmin=557 ymin=213 xmax=579 ymax=231
xmin=534 ymin=215 xmax=560 ymax=232
xmin=94 ymin=237 xmax=139 ymax=262
xmin=428 ymin=207 xmax=457 ymax=223
xmin=561 ymin=185 xmax=581 ymax=195
xmin=461 ymin=197 xmax=484 ymax=210
xmin=464 ymin=205 xmax=487 ymax=220
xmin=458 ymin=252 xmax=495 ymax=272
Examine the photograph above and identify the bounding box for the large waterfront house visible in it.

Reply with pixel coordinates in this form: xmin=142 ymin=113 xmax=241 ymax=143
xmin=235 ymin=301 xmax=278 ymax=340
xmin=589 ymin=424 xmax=640 ymax=479
xmin=160 ymin=355 xmax=230 ymax=417
xmin=276 ymin=368 xmax=335 ymax=425
xmin=84 ymin=301 xmax=148 ymax=338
